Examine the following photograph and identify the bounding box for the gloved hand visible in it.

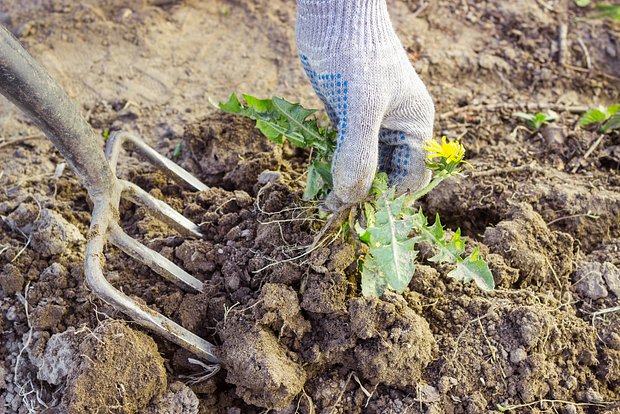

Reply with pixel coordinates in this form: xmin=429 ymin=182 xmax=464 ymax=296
xmin=296 ymin=0 xmax=435 ymax=210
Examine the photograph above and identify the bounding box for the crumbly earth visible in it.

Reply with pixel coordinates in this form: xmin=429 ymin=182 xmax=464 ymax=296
xmin=1 ymin=1 xmax=619 ymax=413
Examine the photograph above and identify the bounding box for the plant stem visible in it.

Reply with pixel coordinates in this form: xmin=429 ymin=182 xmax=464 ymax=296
xmin=405 ymin=170 xmax=450 ymax=205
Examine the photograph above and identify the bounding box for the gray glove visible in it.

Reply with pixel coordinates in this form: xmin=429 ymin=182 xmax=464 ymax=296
xmin=296 ymin=0 xmax=435 ymax=209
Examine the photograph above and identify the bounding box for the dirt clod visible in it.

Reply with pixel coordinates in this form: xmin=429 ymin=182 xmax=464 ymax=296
xmin=219 ymin=316 xmax=306 ymax=410
xmin=140 ymin=382 xmax=199 ymax=414
xmin=30 ymin=209 xmax=85 ymax=258
xmin=349 ymin=293 xmax=437 ymax=388
xmin=0 ymin=263 xmax=24 ymax=295
xmin=63 ymin=321 xmax=167 ymax=414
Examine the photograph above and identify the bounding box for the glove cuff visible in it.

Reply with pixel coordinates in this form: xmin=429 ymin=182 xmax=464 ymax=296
xmin=296 ymin=0 xmax=400 ymax=54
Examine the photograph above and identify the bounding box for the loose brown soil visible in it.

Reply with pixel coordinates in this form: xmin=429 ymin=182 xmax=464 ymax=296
xmin=1 ymin=1 xmax=619 ymax=413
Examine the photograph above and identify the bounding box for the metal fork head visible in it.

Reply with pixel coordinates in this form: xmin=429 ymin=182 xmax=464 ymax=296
xmin=0 ymin=26 xmax=218 ymax=366
xmin=85 ymin=131 xmax=219 ymax=365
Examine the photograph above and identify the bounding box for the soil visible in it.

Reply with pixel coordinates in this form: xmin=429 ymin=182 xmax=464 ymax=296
xmin=0 ymin=0 xmax=619 ymax=413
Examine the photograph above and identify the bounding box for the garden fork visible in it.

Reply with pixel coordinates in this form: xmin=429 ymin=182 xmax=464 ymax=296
xmin=0 ymin=25 xmax=219 ymax=364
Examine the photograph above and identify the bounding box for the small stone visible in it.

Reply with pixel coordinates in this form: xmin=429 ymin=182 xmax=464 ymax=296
xmin=572 ymin=262 xmax=609 ymax=300
xmin=510 ymin=347 xmax=528 ymax=364
xmin=562 ymin=405 xmax=578 ymax=414
xmin=418 ymin=384 xmax=440 ymax=403
xmin=38 ymin=328 xmax=84 ymax=385
xmin=565 ymin=375 xmax=578 ymax=390
xmin=0 ymin=364 xmax=6 ymax=389
xmin=601 ymin=262 xmax=620 ymax=297
xmin=257 ymin=170 xmax=282 ymax=185
xmin=585 ymin=388 xmax=604 ymax=403
xmin=438 ymin=376 xmax=458 ymax=393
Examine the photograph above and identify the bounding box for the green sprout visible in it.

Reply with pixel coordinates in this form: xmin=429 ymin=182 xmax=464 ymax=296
xmin=512 ymin=112 xmax=557 ymax=130
xmin=172 ymin=141 xmax=183 ymax=160
xmin=579 ymin=104 xmax=620 ymax=133
xmin=575 ymin=1 xmax=620 ymax=20
xmin=219 ymin=93 xmax=336 ymax=200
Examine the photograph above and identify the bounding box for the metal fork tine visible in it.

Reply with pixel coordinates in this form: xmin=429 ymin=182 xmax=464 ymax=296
xmin=109 ymin=223 xmax=204 ymax=293
xmin=86 ymin=203 xmax=219 ymax=363
xmin=106 ymin=131 xmax=208 ymax=192
xmin=120 ymin=180 xmax=203 ymax=239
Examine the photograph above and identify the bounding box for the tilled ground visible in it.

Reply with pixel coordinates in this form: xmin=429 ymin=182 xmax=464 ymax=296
xmin=0 ymin=0 xmax=619 ymax=413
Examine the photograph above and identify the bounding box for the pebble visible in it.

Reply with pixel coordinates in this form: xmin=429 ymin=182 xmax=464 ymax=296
xmin=572 ymin=262 xmax=609 ymax=300
xmin=0 ymin=364 xmax=6 ymax=389
xmin=562 ymin=405 xmax=578 ymax=414
xmin=257 ymin=170 xmax=282 ymax=184
xmin=585 ymin=388 xmax=604 ymax=403
xmin=510 ymin=347 xmax=528 ymax=364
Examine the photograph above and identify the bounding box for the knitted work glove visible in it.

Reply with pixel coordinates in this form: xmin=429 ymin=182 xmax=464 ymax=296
xmin=296 ymin=0 xmax=435 ymax=210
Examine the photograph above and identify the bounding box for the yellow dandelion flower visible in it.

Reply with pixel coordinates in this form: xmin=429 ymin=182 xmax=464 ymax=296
xmin=425 ymin=136 xmax=465 ymax=163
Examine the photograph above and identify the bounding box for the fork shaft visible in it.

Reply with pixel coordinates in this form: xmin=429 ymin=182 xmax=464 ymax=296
xmin=0 ymin=25 xmax=116 ymax=199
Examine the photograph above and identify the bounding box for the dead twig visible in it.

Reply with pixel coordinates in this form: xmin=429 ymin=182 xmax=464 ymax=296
xmin=440 ymin=102 xmax=588 ymax=120
xmin=329 ymin=372 xmax=354 ymax=414
xmin=547 ymin=211 xmax=599 ymax=226
xmin=592 ymin=305 xmax=620 ymax=325
xmin=582 ymin=134 xmax=605 ymax=160
xmin=411 ymin=1 xmax=428 ymax=18
xmin=470 ymin=162 xmax=543 ymax=178
xmin=571 ymin=134 xmax=605 ymax=173
xmin=577 ymin=38 xmax=592 ymax=70
xmin=558 ymin=24 xmax=568 ymax=66
xmin=563 ymin=63 xmax=620 ymax=82
xmin=497 ymin=399 xmax=612 ymax=412
xmin=0 ymin=135 xmax=45 ymax=150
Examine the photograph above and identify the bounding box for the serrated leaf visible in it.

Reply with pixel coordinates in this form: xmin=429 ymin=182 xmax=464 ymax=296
xmin=370 ymin=173 xmax=389 ymax=196
xmin=272 ymin=97 xmax=327 ymax=151
xmin=592 ymin=4 xmax=620 ymax=20
xmin=312 ymin=161 xmax=333 ymax=188
xmin=430 ymin=228 xmax=466 ymax=263
xmin=303 ymin=163 xmax=321 ymax=201
xmin=218 ymin=93 xmax=336 ymax=200
xmin=255 ymin=120 xmax=284 ymax=143
xmin=243 ymin=94 xmax=275 ymax=113
xmin=372 ymin=240 xmax=417 ymax=292
xmin=580 ymin=108 xmax=608 ymax=127
xmin=361 ymin=257 xmax=389 ymax=297
xmin=219 ymin=93 xmax=244 ymax=113
xmin=448 ymin=247 xmax=495 ymax=291
xmin=411 ymin=211 xmax=465 ymax=265
xmin=602 ymin=113 xmax=620 ymax=132
xmin=360 ymin=192 xmax=418 ymax=295
xmin=355 ymin=202 xmax=375 ymax=243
